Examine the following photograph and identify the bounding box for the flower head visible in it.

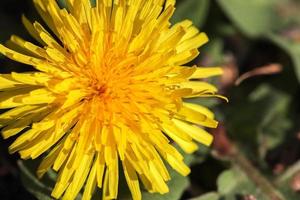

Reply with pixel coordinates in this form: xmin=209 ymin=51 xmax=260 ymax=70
xmin=0 ymin=0 xmax=223 ymax=199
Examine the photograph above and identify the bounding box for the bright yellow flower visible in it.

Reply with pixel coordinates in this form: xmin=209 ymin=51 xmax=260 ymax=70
xmin=0 ymin=0 xmax=223 ymax=199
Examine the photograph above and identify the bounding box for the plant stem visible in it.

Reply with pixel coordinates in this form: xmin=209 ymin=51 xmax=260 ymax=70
xmin=230 ymin=146 xmax=286 ymax=200
xmin=275 ymin=160 xmax=300 ymax=185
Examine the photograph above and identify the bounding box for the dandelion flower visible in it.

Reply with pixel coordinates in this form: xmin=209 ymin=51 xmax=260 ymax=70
xmin=0 ymin=0 xmax=224 ymax=199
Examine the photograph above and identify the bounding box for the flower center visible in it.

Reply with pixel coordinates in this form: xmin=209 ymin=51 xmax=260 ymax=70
xmin=95 ymin=84 xmax=107 ymax=96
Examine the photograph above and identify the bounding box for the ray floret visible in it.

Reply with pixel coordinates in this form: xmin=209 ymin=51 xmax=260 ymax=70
xmin=0 ymin=0 xmax=224 ymax=200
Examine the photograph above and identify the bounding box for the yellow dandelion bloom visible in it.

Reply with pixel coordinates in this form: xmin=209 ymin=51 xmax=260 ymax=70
xmin=0 ymin=0 xmax=224 ymax=199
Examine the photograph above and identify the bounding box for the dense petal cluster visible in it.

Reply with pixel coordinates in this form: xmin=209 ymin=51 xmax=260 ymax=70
xmin=0 ymin=0 xmax=223 ymax=199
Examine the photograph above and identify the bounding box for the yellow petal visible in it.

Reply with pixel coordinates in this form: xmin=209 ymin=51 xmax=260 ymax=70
xmin=0 ymin=87 xmax=37 ymax=109
xmin=0 ymin=74 xmax=22 ymax=90
xmin=82 ymin=162 xmax=97 ymax=200
xmin=178 ymin=81 xmax=218 ymax=94
xmin=21 ymin=15 xmax=45 ymax=45
xmin=176 ymin=32 xmax=209 ymax=53
xmin=173 ymin=118 xmax=213 ymax=146
xmin=11 ymin=72 xmax=50 ymax=85
xmin=176 ymin=104 xmax=218 ymax=128
xmin=37 ymin=139 xmax=64 ymax=178
xmin=2 ymin=106 xmax=49 ymax=139
xmin=0 ymin=105 xmax=40 ymax=128
xmin=62 ymin=153 xmax=94 ymax=200
xmin=0 ymin=44 xmax=41 ymax=66
xmin=123 ymin=159 xmax=142 ymax=200
xmin=190 ymin=67 xmax=223 ymax=79
xmin=183 ymin=102 xmax=215 ymax=119
xmin=165 ymin=153 xmax=190 ymax=176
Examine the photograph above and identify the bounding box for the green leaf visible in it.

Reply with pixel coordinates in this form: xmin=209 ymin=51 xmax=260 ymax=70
xmin=217 ymin=168 xmax=268 ymax=200
xmin=171 ymin=0 xmax=210 ymax=28
xmin=18 ymin=160 xmax=53 ymax=200
xmin=142 ymin=172 xmax=189 ymax=200
xmin=57 ymin=0 xmax=67 ymax=8
xmin=249 ymin=84 xmax=292 ymax=152
xmin=225 ymin=84 xmax=292 ymax=158
xmin=217 ymin=0 xmax=280 ymax=37
xmin=217 ymin=169 xmax=242 ymax=195
xmin=275 ymin=161 xmax=300 ymax=200
xmin=267 ymin=33 xmax=300 ymax=83
xmin=190 ymin=192 xmax=220 ymax=200
xmin=202 ymin=38 xmax=225 ymax=65
xmin=241 ymin=84 xmax=292 ymax=155
xmin=18 ymin=159 xmax=83 ymax=200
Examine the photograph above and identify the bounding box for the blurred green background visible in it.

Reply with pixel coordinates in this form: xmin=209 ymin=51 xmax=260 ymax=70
xmin=1 ymin=0 xmax=300 ymax=200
